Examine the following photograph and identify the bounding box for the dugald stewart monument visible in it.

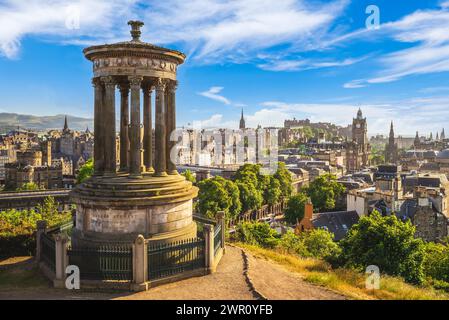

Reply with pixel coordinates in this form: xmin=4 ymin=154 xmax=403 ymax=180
xmin=71 ymin=21 xmax=198 ymax=247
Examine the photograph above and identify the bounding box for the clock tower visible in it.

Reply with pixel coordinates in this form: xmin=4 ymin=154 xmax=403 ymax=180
xmin=346 ymin=108 xmax=371 ymax=172
xmin=352 ymin=108 xmax=368 ymax=146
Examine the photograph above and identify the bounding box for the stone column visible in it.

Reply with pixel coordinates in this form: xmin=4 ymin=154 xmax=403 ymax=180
xmin=92 ymin=78 xmax=105 ymax=175
xmin=119 ymin=83 xmax=130 ymax=172
xmin=132 ymin=235 xmax=148 ymax=292
xmin=203 ymin=224 xmax=215 ymax=274
xmin=143 ymin=84 xmax=154 ymax=173
xmin=129 ymin=76 xmax=143 ymax=178
xmin=166 ymin=81 xmax=178 ymax=175
xmin=53 ymin=234 xmax=68 ymax=288
xmin=102 ymin=76 xmax=117 ymax=176
xmin=155 ymin=78 xmax=167 ymax=176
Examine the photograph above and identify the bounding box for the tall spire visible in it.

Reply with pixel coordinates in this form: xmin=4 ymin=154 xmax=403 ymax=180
xmin=239 ymin=108 xmax=246 ymax=130
xmin=356 ymin=107 xmax=363 ymax=120
xmin=63 ymin=115 xmax=69 ymax=132
xmin=389 ymin=121 xmax=395 ymax=143
xmin=442 ymin=128 xmax=446 ymax=140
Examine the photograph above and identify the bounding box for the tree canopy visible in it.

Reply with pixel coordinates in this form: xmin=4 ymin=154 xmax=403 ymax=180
xmin=76 ymin=158 xmax=94 ymax=184
xmin=339 ymin=211 xmax=426 ymax=284
xmin=284 ymin=192 xmax=308 ymax=225
xmin=304 ymin=173 xmax=345 ymax=212
xmin=197 ymin=176 xmax=241 ymax=220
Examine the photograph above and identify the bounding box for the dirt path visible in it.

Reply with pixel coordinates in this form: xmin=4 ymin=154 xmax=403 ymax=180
xmin=245 ymin=250 xmax=346 ymax=300
xmin=117 ymin=245 xmax=256 ymax=300
xmin=0 ymin=246 xmax=346 ymax=300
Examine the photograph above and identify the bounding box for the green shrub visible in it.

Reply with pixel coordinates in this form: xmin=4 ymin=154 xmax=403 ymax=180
xmin=235 ymin=221 xmax=280 ymax=248
xmin=423 ymin=242 xmax=449 ymax=283
xmin=0 ymin=196 xmax=71 ymax=258
xmin=339 ymin=211 xmax=426 ymax=285
xmin=301 ymin=229 xmax=341 ymax=260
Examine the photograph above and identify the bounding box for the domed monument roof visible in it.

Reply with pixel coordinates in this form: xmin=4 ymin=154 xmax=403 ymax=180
xmin=83 ymin=20 xmax=185 ymax=81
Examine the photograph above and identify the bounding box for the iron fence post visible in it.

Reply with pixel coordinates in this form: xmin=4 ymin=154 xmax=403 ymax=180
xmin=36 ymin=220 xmax=47 ymax=262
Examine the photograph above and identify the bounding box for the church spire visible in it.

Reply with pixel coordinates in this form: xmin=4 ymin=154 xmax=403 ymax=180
xmin=63 ymin=115 xmax=69 ymax=132
xmin=239 ymin=108 xmax=246 ymax=130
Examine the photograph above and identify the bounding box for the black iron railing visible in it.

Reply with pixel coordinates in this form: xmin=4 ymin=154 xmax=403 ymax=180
xmin=41 ymin=233 xmax=56 ymax=272
xmin=67 ymin=244 xmax=133 ymax=281
xmin=148 ymin=238 xmax=205 ymax=281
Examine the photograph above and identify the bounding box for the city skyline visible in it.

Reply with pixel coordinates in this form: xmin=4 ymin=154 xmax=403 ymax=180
xmin=1 ymin=0 xmax=449 ymax=135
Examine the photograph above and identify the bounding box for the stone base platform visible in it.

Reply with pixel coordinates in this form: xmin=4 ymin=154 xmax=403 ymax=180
xmin=70 ymin=172 xmax=199 ymax=246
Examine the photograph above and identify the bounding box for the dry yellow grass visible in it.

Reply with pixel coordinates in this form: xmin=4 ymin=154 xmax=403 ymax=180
xmin=237 ymin=243 xmax=449 ymax=300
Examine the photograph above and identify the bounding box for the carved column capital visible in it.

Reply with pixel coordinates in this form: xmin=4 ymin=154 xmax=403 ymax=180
xmin=101 ymin=76 xmax=116 ymax=88
xmin=91 ymin=77 xmax=102 ymax=88
xmin=155 ymin=78 xmax=166 ymax=91
xmin=168 ymin=80 xmax=178 ymax=93
xmin=118 ymin=82 xmax=130 ymax=95
xmin=128 ymin=76 xmax=143 ymax=88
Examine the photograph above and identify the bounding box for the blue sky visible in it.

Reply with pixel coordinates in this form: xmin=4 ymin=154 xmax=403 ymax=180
xmin=1 ymin=0 xmax=449 ymax=136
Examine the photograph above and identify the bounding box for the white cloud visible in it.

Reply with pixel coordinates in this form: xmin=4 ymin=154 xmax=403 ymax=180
xmin=198 ymin=86 xmax=231 ymax=105
xmin=258 ymin=56 xmax=366 ymax=72
xmin=0 ymin=0 xmax=138 ymax=59
xmin=192 ymin=96 xmax=449 ymax=136
xmin=345 ymin=3 xmax=449 ymax=87
xmin=0 ymin=0 xmax=353 ymax=72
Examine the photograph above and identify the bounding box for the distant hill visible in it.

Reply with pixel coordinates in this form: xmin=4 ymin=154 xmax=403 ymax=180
xmin=0 ymin=113 xmax=93 ymax=132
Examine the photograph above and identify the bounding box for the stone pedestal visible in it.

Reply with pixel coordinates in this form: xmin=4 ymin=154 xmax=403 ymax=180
xmin=70 ymin=173 xmax=198 ymax=246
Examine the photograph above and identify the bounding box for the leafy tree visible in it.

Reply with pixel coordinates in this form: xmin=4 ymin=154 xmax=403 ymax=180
xmin=304 ymin=173 xmax=345 ymax=212
xmin=273 ymin=162 xmax=293 ymax=199
xmin=284 ymin=192 xmax=308 ymax=225
xmin=182 ymin=169 xmax=196 ymax=184
xmin=423 ymin=242 xmax=449 ymax=283
xmin=236 ymin=180 xmax=263 ymax=212
xmin=264 ymin=176 xmax=281 ymax=205
xmin=197 ymin=176 xmax=241 ymax=220
xmin=278 ymin=230 xmax=308 ymax=256
xmin=339 ymin=211 xmax=426 ymax=284
xmin=76 ymin=158 xmax=94 ymax=184
xmin=36 ymin=196 xmax=59 ymax=217
xmin=235 ymin=221 xmax=280 ymax=248
xmin=300 ymin=229 xmax=341 ymax=260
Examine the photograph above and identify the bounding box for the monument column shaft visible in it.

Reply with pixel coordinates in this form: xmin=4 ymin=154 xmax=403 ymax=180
xmin=119 ymin=84 xmax=130 ymax=172
xmin=155 ymin=79 xmax=167 ymax=176
xmin=93 ymin=78 xmax=105 ymax=175
xmin=166 ymin=81 xmax=178 ymax=174
xmin=129 ymin=76 xmax=143 ymax=177
xmin=143 ymin=85 xmax=154 ymax=173
xmin=102 ymin=76 xmax=117 ymax=175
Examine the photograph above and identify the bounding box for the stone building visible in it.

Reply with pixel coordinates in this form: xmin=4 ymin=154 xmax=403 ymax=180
xmin=5 ymin=143 xmax=63 ymax=190
xmin=0 ymin=145 xmax=16 ymax=184
xmin=385 ymin=121 xmax=398 ymax=164
xmin=346 ymin=108 xmax=371 ymax=173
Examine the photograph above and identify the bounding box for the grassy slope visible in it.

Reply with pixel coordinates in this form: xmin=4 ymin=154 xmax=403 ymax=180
xmin=238 ymin=243 xmax=449 ymax=300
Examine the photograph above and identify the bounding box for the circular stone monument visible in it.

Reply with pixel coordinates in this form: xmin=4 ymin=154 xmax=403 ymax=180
xmin=70 ymin=21 xmax=198 ymax=246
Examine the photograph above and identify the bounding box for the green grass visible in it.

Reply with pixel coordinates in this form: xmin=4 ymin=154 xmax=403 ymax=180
xmin=237 ymin=243 xmax=449 ymax=300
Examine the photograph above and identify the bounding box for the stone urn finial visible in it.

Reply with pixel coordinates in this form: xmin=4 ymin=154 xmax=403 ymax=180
xmin=128 ymin=20 xmax=144 ymax=42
